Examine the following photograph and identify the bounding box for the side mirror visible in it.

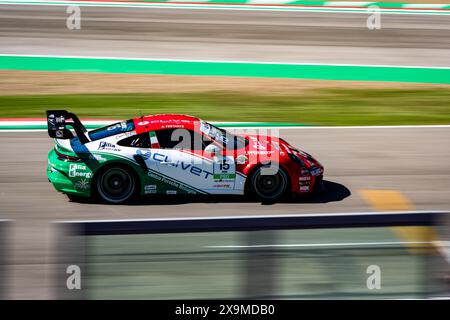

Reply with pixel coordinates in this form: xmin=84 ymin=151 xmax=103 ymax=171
xmin=204 ymin=144 xmax=222 ymax=157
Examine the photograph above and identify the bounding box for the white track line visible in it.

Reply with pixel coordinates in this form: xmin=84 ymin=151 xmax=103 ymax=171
xmin=55 ymin=210 xmax=445 ymax=223
xmin=1 ymin=54 xmax=449 ymax=70
xmin=0 ymin=0 xmax=449 ymax=16
xmin=205 ymin=241 xmax=432 ymax=248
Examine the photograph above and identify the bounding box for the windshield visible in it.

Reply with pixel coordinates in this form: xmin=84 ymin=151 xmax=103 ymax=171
xmin=199 ymin=121 xmax=247 ymax=149
xmin=88 ymin=120 xmax=135 ymax=141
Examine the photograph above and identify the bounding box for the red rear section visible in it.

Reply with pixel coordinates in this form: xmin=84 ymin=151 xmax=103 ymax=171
xmin=133 ymin=114 xmax=200 ymax=134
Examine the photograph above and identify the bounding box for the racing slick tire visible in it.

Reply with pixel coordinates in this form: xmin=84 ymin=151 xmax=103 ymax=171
xmin=250 ymin=166 xmax=289 ymax=203
xmin=95 ymin=165 xmax=137 ymax=204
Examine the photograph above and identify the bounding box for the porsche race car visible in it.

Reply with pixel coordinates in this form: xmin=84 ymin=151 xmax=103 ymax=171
xmin=46 ymin=110 xmax=324 ymax=204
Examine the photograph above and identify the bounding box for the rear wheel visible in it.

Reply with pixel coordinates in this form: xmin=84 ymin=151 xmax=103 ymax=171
xmin=250 ymin=166 xmax=289 ymax=203
xmin=96 ymin=166 xmax=136 ymax=204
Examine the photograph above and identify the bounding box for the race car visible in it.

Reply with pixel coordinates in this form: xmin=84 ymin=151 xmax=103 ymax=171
xmin=46 ymin=110 xmax=324 ymax=204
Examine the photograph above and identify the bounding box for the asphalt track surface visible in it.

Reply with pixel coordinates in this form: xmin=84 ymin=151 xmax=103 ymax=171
xmin=0 ymin=5 xmax=450 ymax=67
xmin=1 ymin=3 xmax=450 ymax=299
xmin=1 ymin=128 xmax=450 ymax=298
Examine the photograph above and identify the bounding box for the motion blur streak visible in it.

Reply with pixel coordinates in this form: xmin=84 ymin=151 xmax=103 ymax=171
xmin=1 ymin=0 xmax=450 ymax=300
xmin=0 ymin=5 xmax=449 ymax=67
xmin=1 ymin=127 xmax=449 ymax=298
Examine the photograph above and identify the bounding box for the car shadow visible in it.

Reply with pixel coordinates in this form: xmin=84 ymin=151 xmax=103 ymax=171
xmin=301 ymin=180 xmax=352 ymax=204
xmin=115 ymin=180 xmax=351 ymax=206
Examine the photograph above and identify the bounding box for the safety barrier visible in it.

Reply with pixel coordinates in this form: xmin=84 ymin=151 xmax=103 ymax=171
xmin=53 ymin=211 xmax=450 ymax=299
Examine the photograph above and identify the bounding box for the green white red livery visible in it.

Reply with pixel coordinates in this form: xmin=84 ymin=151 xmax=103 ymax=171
xmin=46 ymin=110 xmax=324 ymax=204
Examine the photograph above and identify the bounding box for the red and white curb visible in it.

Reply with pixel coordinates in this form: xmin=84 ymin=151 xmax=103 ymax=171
xmin=1 ymin=119 xmax=450 ymax=132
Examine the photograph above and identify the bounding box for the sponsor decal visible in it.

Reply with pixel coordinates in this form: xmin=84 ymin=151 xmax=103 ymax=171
xmin=98 ymin=141 xmax=114 ymax=149
xmin=213 ymin=156 xmax=236 ymax=181
xmin=137 ymin=120 xmax=149 ymax=126
xmin=213 ymin=173 xmax=235 ymax=180
xmin=213 ymin=184 xmax=232 ymax=189
xmin=48 ymin=114 xmax=55 ymax=128
xmin=55 ymin=130 xmax=64 ymax=138
xmin=107 ymin=123 xmax=121 ymax=131
xmin=115 ymin=131 xmax=136 ymax=140
xmin=48 ymin=113 xmax=65 ymax=130
xmin=144 ymin=184 xmax=157 ymax=194
xmin=299 ymin=176 xmax=311 ymax=181
xmin=166 ymin=190 xmax=177 ymax=195
xmin=310 ymin=167 xmax=323 ymax=176
xmin=299 ymin=186 xmax=310 ymax=192
xmin=200 ymin=121 xmax=229 ymax=144
xmin=152 ymin=152 xmax=213 ymax=180
xmin=136 ymin=149 xmax=151 ymax=160
xmin=74 ymin=178 xmax=90 ymax=190
xmin=162 ymin=124 xmax=184 ymax=129
xmin=98 ymin=141 xmax=121 ymax=152
xmin=252 ymin=141 xmax=267 ymax=150
xmin=69 ymin=164 xmax=92 ymax=178
xmin=247 ymin=150 xmax=274 ymax=155
xmin=105 ymin=121 xmax=129 ymax=132
xmin=148 ymin=172 xmax=197 ymax=195
xmin=55 ymin=115 xmax=64 ymax=125
xmin=299 ymin=180 xmax=310 ymax=187
xmin=200 ymin=121 xmax=211 ymax=134
xmin=236 ymin=155 xmax=248 ymax=165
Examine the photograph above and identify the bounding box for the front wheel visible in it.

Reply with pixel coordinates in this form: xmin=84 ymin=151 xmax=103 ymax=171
xmin=250 ymin=166 xmax=289 ymax=203
xmin=96 ymin=166 xmax=137 ymax=204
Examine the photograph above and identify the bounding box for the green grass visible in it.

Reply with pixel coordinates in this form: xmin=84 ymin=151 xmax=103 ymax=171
xmin=1 ymin=88 xmax=450 ymax=125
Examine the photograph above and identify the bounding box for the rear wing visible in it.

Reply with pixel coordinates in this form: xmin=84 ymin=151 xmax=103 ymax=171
xmin=46 ymin=110 xmax=89 ymax=144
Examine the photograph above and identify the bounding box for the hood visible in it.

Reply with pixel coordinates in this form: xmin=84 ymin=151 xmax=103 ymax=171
xmin=233 ymin=134 xmax=321 ymax=169
xmin=243 ymin=135 xmax=322 ymax=169
xmin=282 ymin=140 xmax=323 ymax=169
xmin=242 ymin=134 xmax=284 ymax=154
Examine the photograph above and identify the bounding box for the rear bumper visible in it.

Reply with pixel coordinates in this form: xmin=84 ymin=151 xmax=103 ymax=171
xmin=47 ymin=149 xmax=91 ymax=197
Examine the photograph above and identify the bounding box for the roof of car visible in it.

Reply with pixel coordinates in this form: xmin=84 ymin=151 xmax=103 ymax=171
xmin=132 ymin=114 xmax=202 ymax=134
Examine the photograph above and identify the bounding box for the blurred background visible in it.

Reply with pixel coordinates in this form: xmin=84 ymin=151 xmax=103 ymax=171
xmin=50 ymin=214 xmax=450 ymax=299
xmin=0 ymin=0 xmax=449 ymax=299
